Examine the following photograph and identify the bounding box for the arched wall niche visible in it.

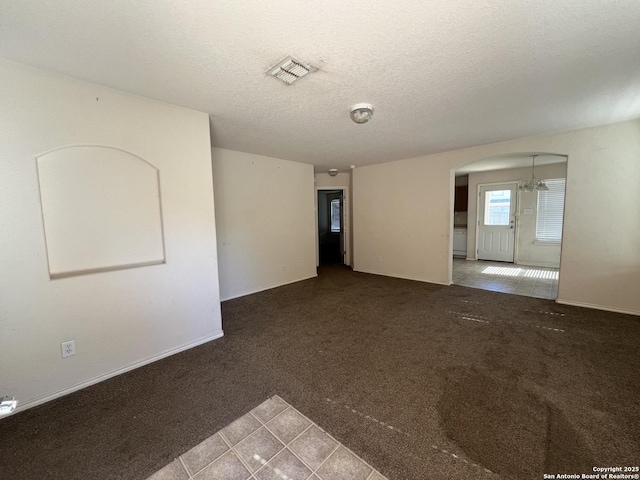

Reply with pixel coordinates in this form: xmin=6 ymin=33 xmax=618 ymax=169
xmin=36 ymin=145 xmax=166 ymax=279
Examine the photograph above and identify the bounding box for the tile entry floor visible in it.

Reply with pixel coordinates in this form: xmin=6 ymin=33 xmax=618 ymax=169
xmin=147 ymin=395 xmax=388 ymax=480
xmin=453 ymin=258 xmax=559 ymax=299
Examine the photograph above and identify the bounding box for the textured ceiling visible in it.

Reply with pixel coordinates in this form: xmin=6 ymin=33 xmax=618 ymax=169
xmin=1 ymin=0 xmax=640 ymax=173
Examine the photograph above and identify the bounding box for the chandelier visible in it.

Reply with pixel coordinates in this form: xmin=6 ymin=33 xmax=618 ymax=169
xmin=519 ymin=155 xmax=548 ymax=192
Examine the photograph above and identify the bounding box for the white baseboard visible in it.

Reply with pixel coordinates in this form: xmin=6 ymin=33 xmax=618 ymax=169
xmin=556 ymin=298 xmax=639 ymax=317
xmin=355 ymin=268 xmax=450 ymax=286
xmin=221 ymin=274 xmax=318 ymax=301
xmin=9 ymin=331 xmax=224 ymax=416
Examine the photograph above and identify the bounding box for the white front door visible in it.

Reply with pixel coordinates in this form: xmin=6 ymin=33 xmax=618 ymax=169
xmin=477 ymin=183 xmax=517 ymax=262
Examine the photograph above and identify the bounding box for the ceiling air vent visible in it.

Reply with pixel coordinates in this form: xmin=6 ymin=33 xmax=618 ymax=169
xmin=267 ymin=56 xmax=316 ymax=85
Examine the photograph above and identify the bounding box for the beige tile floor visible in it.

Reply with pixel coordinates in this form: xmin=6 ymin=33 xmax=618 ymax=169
xmin=453 ymin=258 xmax=559 ymax=299
xmin=147 ymin=396 xmax=388 ymax=480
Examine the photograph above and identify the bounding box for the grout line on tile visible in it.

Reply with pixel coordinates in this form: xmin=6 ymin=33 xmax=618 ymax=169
xmin=274 ymin=424 xmax=318 ymax=472
xmin=310 ymin=442 xmax=342 ymax=476
xmin=284 ymin=408 xmax=343 ymax=472
xmin=247 ymin=402 xmax=315 ymax=477
xmin=178 ymin=456 xmax=192 ymax=479
xmin=264 ymin=405 xmax=293 ymax=428
xmin=249 ymin=410 xmax=265 ymax=425
xmin=272 ymin=394 xmax=289 ymax=405
xmin=250 ymin=444 xmax=288 ymax=477
xmin=232 ymin=446 xmax=256 ymax=477
xmin=243 ymin=420 xmax=273 ymax=445
xmin=288 ymin=404 xmax=329 ymax=433
xmin=265 ymin=413 xmax=337 ymax=473
xmin=233 ymin=423 xmax=288 ymax=476
xmin=218 ymin=428 xmax=231 ymax=445
xmin=262 ymin=412 xmax=313 ymax=446
xmin=249 ymin=396 xmax=290 ymax=426
xmin=219 ymin=431 xmax=233 ymax=449
xmin=184 ymin=434 xmax=233 ymax=479
xmin=326 ymin=441 xmax=382 ymax=480
xmin=260 ymin=414 xmax=364 ymax=480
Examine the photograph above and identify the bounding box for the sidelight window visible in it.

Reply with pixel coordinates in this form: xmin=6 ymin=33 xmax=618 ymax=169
xmin=330 ymin=199 xmax=341 ymax=233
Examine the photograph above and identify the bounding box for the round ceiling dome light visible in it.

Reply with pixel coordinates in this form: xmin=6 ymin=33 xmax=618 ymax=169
xmin=350 ymin=103 xmax=374 ymax=124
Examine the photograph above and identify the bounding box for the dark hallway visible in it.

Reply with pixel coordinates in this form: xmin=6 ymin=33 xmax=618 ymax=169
xmin=317 ymin=189 xmax=344 ymax=265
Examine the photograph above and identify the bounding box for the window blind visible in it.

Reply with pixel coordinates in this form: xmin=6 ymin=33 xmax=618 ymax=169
xmin=536 ymin=178 xmax=566 ymax=242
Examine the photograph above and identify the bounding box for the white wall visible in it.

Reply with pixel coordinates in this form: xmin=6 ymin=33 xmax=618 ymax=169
xmin=318 ymin=192 xmax=330 ymax=235
xmin=354 ymin=119 xmax=640 ymax=315
xmin=353 ymin=158 xmax=453 ymax=284
xmin=467 ymin=162 xmax=567 ymax=267
xmin=212 ymin=148 xmax=316 ymax=300
xmin=315 ymin=172 xmax=351 ymax=188
xmin=0 ymin=61 xmax=223 ymax=412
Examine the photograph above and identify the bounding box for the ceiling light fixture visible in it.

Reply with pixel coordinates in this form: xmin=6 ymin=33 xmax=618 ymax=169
xmin=350 ymin=103 xmax=374 ymax=124
xmin=267 ymin=56 xmax=316 ymax=85
xmin=328 ymin=169 xmax=338 ymax=176
xmin=519 ymin=155 xmax=549 ymax=192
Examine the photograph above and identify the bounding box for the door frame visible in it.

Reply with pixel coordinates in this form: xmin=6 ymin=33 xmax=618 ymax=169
xmin=315 ymin=186 xmax=350 ymax=267
xmin=474 ymin=181 xmax=520 ymax=263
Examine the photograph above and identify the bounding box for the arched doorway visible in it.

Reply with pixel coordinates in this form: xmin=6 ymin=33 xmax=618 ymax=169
xmin=451 ymin=153 xmax=567 ymax=299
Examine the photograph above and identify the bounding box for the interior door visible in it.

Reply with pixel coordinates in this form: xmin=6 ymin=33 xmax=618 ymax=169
xmin=338 ymin=195 xmax=345 ymax=263
xmin=477 ymin=183 xmax=517 ymax=262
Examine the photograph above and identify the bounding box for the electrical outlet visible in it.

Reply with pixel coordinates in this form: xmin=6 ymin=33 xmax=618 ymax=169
xmin=377 ymin=256 xmax=382 ymax=263
xmin=281 ymin=264 xmax=286 ymax=271
xmin=61 ymin=340 xmax=76 ymax=358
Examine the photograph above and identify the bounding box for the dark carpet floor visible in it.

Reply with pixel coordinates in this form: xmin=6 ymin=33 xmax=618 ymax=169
xmin=1 ymin=266 xmax=639 ymax=480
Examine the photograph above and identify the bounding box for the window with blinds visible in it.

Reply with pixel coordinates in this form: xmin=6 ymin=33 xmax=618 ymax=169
xmin=536 ymin=178 xmax=566 ymax=243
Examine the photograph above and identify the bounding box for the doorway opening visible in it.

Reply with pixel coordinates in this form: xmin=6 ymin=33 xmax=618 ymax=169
xmin=317 ymin=189 xmax=345 ymax=266
xmin=451 ymin=153 xmax=567 ymax=300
